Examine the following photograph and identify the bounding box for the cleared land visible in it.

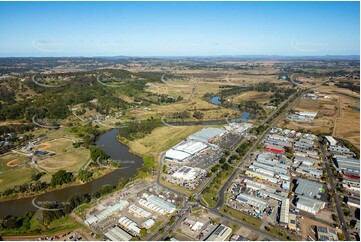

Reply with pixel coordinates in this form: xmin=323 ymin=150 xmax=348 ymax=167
xmin=0 ymin=153 xmax=29 ymax=172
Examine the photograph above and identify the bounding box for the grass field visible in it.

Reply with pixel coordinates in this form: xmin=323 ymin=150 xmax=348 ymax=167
xmin=219 ymin=205 xmax=262 ymax=229
xmin=0 ymin=165 xmax=34 ymax=192
xmin=0 ymin=153 xmax=29 ymax=172
xmin=125 ymin=125 xmax=206 ymax=158
xmin=230 ymin=91 xmax=273 ymax=103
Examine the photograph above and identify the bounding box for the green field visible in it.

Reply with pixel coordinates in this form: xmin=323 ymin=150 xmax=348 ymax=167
xmin=219 ymin=205 xmax=262 ymax=228
xmin=0 ymin=165 xmax=34 ymax=192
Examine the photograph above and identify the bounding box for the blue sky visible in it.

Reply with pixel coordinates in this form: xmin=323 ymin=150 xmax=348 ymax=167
xmin=0 ymin=1 xmax=359 ymax=57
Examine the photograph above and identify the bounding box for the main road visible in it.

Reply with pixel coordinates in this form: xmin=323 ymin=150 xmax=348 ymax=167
xmin=318 ymin=141 xmax=351 ymax=241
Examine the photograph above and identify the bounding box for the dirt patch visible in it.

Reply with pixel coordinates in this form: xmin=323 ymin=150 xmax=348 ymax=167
xmin=6 ymin=159 xmax=19 ymax=167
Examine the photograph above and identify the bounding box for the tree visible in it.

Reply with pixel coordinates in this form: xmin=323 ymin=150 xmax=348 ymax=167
xmin=140 ymin=228 xmax=147 ymax=237
xmin=77 ymin=170 xmax=92 ymax=182
xmin=51 ymin=170 xmax=74 ymax=187
xmin=89 ymin=146 xmax=108 ymax=162
xmin=193 ymin=110 xmax=204 ymax=119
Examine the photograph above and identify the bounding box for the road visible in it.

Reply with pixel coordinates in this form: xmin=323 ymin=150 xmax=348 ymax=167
xmin=318 ymin=141 xmax=351 ymax=241
xmin=214 ymin=91 xmax=304 ymax=209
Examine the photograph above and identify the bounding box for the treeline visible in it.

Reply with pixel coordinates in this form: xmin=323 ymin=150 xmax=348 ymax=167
xmin=334 ymin=81 xmax=360 ymax=94
xmin=238 ymin=101 xmax=266 ymax=117
xmin=118 ymin=118 xmax=161 ymax=140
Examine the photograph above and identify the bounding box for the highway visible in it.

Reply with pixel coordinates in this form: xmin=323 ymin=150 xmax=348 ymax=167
xmin=318 ymin=141 xmax=351 ymax=241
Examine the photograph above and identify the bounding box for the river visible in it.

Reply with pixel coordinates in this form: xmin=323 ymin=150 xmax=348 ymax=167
xmin=0 ymin=129 xmax=143 ymax=217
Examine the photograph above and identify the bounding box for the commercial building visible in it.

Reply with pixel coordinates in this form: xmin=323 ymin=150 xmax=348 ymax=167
xmin=173 ymin=140 xmax=208 ymax=155
xmin=295 ymin=179 xmax=324 ymax=199
xmin=104 ymin=226 xmax=133 ymax=241
xmin=188 ymin=127 xmax=226 ymax=143
xmin=329 ymin=145 xmax=355 ymax=156
xmin=295 ymin=195 xmax=325 ymax=215
xmin=245 ymin=170 xmax=278 ymax=184
xmin=334 ymin=155 xmax=360 ymax=172
xmin=296 ymin=165 xmax=322 ymax=179
xmin=139 ymin=199 xmax=166 ymax=215
xmin=294 ymin=155 xmax=318 ymax=166
xmin=205 ymin=224 xmax=232 ymax=241
xmin=165 ymin=149 xmax=190 ymax=162
xmin=316 ymin=226 xmax=338 ymax=241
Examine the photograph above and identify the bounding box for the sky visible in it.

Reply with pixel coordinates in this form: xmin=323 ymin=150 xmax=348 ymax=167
xmin=0 ymin=1 xmax=359 ymax=57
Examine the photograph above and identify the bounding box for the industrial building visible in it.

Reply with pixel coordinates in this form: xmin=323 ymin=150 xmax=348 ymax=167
xmin=316 ymin=226 xmax=338 ymax=241
xmin=84 ymin=200 xmax=129 ymax=226
xmin=334 ymin=155 xmax=360 ymax=172
xmin=146 ymin=194 xmax=176 ymax=213
xmin=279 ymin=198 xmax=290 ymax=226
xmin=296 ymin=165 xmax=323 ymax=179
xmin=104 ymin=226 xmax=133 ymax=241
xmin=142 ymin=219 xmax=156 ymax=229
xmin=128 ymin=204 xmax=152 ymax=218
xmin=325 ymin=136 xmax=337 ymax=146
xmin=294 ymin=155 xmax=318 ymax=166
xmin=295 ymin=195 xmax=325 ymax=215
xmin=165 ymin=140 xmax=208 ymax=162
xmin=188 ymin=127 xmax=226 ymax=143
xmin=295 ymin=179 xmax=324 ymax=199
xmin=264 ymin=144 xmax=285 ymax=153
xmin=205 ymin=224 xmax=232 ymax=241
xmin=245 ymin=170 xmax=278 ymax=183
xmin=118 ymin=217 xmax=141 ymax=235
xmin=171 ymin=166 xmax=206 ymax=181
xmin=236 ymin=193 xmax=269 ymax=212
xmin=139 ymin=198 xmax=166 ymax=215
xmin=329 ymin=145 xmax=355 ymax=156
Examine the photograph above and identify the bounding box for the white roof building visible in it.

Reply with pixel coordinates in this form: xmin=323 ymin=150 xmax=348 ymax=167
xmin=325 ymin=136 xmax=337 ymax=146
xmin=165 ymin=149 xmax=190 ymax=161
xmin=105 ymin=226 xmax=133 ymax=241
xmin=172 ymin=166 xmax=205 ymax=181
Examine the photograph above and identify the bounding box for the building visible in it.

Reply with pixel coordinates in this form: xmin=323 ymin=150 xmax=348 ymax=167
xmin=188 ymin=127 xmax=226 ymax=143
xmin=316 ymin=226 xmax=338 ymax=241
xmin=279 ymin=198 xmax=289 ymax=226
xmin=236 ymin=193 xmax=269 ymax=212
xmin=128 ymin=204 xmax=152 ymax=218
xmin=245 ymin=170 xmax=278 ymax=183
xmin=296 ymin=165 xmax=323 ymax=179
xmin=84 ymin=200 xmax=129 ymax=226
xmin=295 ymin=195 xmax=325 ymax=215
xmin=147 ymin=195 xmax=176 ymax=213
xmin=118 ymin=217 xmax=141 ymax=235
xmin=173 ymin=140 xmax=208 ymax=155
xmin=294 ymin=155 xmax=318 ymax=166
xmin=295 ymin=179 xmax=324 ymax=199
xmin=324 ymin=136 xmax=337 ymax=146
xmin=171 ymin=166 xmax=206 ymax=182
xmin=165 ymin=149 xmax=190 ymax=162
xmin=142 ymin=219 xmax=155 ymax=229
xmin=205 ymin=224 xmax=232 ymax=241
xmin=104 ymin=226 xmax=133 ymax=241
xmin=264 ymin=144 xmax=285 ymax=153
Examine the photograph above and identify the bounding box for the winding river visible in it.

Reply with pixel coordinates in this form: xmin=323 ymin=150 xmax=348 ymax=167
xmin=0 ymin=129 xmax=143 ymax=217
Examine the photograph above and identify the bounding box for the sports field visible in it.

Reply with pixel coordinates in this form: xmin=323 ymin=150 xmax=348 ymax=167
xmin=0 ymin=153 xmax=29 ymax=172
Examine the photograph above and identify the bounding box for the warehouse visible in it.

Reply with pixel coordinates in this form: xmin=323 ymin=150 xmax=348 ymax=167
xmin=296 ymin=165 xmax=322 ymax=178
xmin=295 ymin=179 xmax=324 ymax=198
xmin=84 ymin=200 xmax=129 ymax=225
xmin=171 ymin=166 xmax=206 ymax=181
xmin=118 ymin=217 xmax=141 ymax=235
xmin=139 ymin=199 xmax=166 ymax=215
xmin=265 ymin=138 xmax=292 ymax=148
xmin=295 ymin=195 xmax=325 ymax=215
xmin=245 ymin=170 xmax=278 ymax=183
xmin=316 ymin=226 xmax=338 ymax=241
xmin=334 ymin=155 xmax=360 ymax=171
xmin=294 ymin=141 xmax=313 ymax=149
xmin=324 ymin=136 xmax=337 ymax=146
xmin=104 ymin=226 xmax=133 ymax=241
xmin=172 ymin=140 xmax=208 ymax=155
xmin=264 ymin=144 xmax=285 ymax=153
xmin=147 ymin=195 xmax=176 ymax=213
xmin=128 ymin=204 xmax=151 ymax=218
xmin=249 ymin=166 xmax=274 ymax=177
xmin=236 ymin=193 xmax=269 ymax=212
xmin=165 ymin=149 xmax=190 ymax=162
xmin=268 ymin=134 xmax=289 ymax=142
xmin=205 ymin=224 xmax=232 ymax=241
xmin=329 ymin=145 xmax=354 ymax=156
xmin=294 ymin=155 xmax=318 ymax=166
xmin=188 ymin=127 xmax=226 ymax=143
xmin=282 ymin=181 xmax=290 ymax=191
xmin=244 ymin=179 xmax=267 ymax=190
xmin=142 ymin=219 xmax=155 ymax=229
xmin=279 ymin=198 xmax=290 ymax=226
xmin=252 ymin=161 xmax=288 ymax=175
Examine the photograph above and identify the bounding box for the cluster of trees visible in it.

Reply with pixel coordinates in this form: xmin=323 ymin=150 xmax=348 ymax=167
xmin=70 ymin=124 xmax=101 ymax=148
xmin=118 ymin=118 xmax=161 ymax=140
xmin=0 ymin=212 xmax=34 ymax=233
xmin=238 ymin=101 xmax=265 ymax=117
xmin=0 ymin=124 xmax=36 ymax=154
xmin=335 ymin=81 xmax=360 ymax=93
xmin=157 ymin=94 xmax=183 ymax=103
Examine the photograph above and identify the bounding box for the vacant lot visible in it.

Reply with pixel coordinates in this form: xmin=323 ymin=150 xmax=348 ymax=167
xmin=231 ymin=91 xmax=273 ymax=103
xmin=126 ymin=125 xmax=206 ymax=158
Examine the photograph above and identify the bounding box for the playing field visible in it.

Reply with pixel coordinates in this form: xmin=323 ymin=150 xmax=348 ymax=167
xmin=0 ymin=165 xmax=34 ymax=192
xmin=0 ymin=153 xmax=29 ymax=172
